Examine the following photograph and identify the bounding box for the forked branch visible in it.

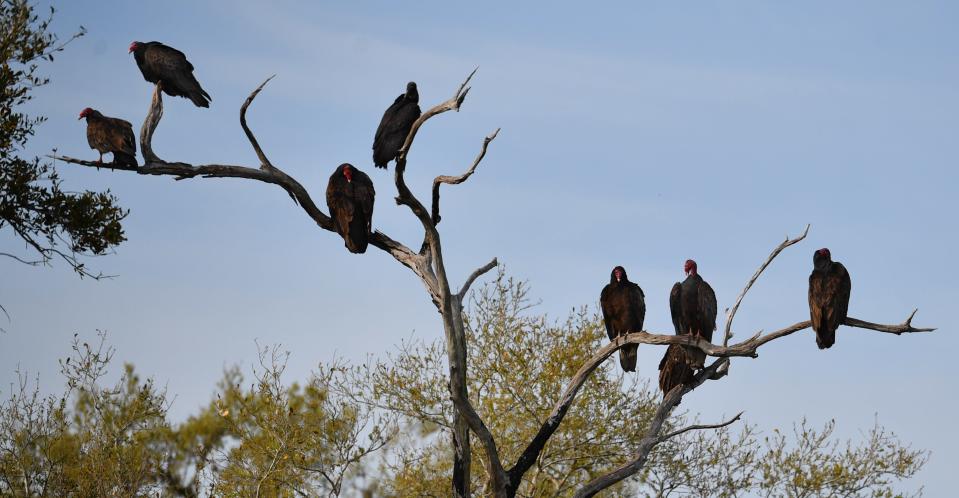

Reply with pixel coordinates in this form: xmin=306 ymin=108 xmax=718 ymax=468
xmin=565 ymin=228 xmax=933 ymax=496
xmin=381 ymin=69 xmax=505 ymax=497
xmin=513 ymin=227 xmax=933 ymax=496
xmin=516 ymin=305 xmax=930 ymax=481
xmin=572 ymin=359 xmax=729 ymax=497
xmin=398 ymin=66 xmax=477 ymax=162
xmin=393 ymin=68 xmax=481 ymax=237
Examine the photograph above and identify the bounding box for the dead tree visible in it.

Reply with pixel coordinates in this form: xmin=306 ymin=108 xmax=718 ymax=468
xmin=54 ymin=73 xmax=934 ymax=498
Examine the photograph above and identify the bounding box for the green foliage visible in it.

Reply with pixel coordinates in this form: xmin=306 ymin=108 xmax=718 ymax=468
xmin=199 ymin=345 xmax=394 ymax=497
xmin=0 ymin=336 xmax=392 ymax=497
xmin=0 ymin=332 xmax=170 ymax=497
xmin=0 ymin=0 xmax=126 ymax=279
xmin=754 ymin=419 xmax=926 ymax=498
xmin=0 ymin=275 xmax=929 ymax=497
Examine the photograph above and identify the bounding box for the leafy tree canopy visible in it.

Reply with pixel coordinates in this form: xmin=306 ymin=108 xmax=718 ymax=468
xmin=0 ymin=0 xmax=126 ymax=282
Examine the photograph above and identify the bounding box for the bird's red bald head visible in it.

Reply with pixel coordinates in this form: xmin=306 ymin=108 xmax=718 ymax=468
xmin=684 ymin=259 xmax=697 ymax=276
xmin=613 ymin=266 xmax=624 ymax=282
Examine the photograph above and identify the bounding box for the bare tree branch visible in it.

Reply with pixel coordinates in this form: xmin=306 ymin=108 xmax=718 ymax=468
xmin=139 ymin=82 xmax=163 ymax=163
xmin=398 ymin=66 xmax=477 ymax=162
xmin=393 ymin=69 xmax=480 ymax=236
xmin=432 ymin=128 xmax=500 ymax=225
xmin=50 ymin=79 xmax=437 ymax=304
xmin=240 ymin=75 xmax=278 ymax=172
xmin=510 ymin=231 xmax=932 ymax=496
xmin=607 ymin=310 xmax=933 ymax=361
xmin=457 ymin=258 xmax=498 ymax=301
xmin=723 ymin=224 xmax=810 ymax=346
xmin=385 ymin=68 xmax=504 ymax=497
xmin=564 ymin=228 xmax=934 ymax=497
xmin=656 ymin=412 xmax=744 ymax=443
xmin=0 ymin=252 xmax=43 ymax=266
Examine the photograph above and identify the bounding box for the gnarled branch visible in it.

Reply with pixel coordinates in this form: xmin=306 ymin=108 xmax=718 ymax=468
xmin=514 ymin=306 xmax=930 ymax=483
xmin=565 ymin=228 xmax=934 ymax=497
xmin=393 ymin=69 xmax=479 ymax=237
xmin=572 ymin=359 xmax=727 ymax=497
xmin=139 ymin=82 xmax=163 ymax=163
xmin=51 ymin=78 xmax=435 ymax=303
xmin=384 ymin=68 xmax=504 ymax=497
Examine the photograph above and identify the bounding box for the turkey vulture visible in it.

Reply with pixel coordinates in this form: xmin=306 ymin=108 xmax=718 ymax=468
xmin=808 ymin=248 xmax=851 ymax=349
xmin=129 ymin=41 xmax=211 ymax=108
xmin=326 ymin=163 xmax=375 ymax=254
xmin=658 ymin=344 xmax=695 ymax=398
xmin=78 ymin=108 xmax=137 ymax=167
xmin=669 ymin=259 xmax=717 ymax=369
xmin=600 ymin=266 xmax=646 ymax=372
xmin=372 ymin=82 xmax=421 ymax=169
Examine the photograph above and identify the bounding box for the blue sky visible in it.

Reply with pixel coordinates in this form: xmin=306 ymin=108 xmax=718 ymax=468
xmin=2 ymin=1 xmax=957 ymax=494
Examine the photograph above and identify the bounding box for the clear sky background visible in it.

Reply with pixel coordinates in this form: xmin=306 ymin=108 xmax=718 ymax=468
xmin=1 ymin=1 xmax=956 ymax=494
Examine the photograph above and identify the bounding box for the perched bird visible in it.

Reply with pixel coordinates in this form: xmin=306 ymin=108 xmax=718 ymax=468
xmin=600 ymin=266 xmax=646 ymax=372
xmin=326 ymin=164 xmax=375 ymax=254
xmin=78 ymin=108 xmax=137 ymax=167
xmin=129 ymin=41 xmax=211 ymax=107
xmin=658 ymin=344 xmax=695 ymax=398
xmin=808 ymin=248 xmax=851 ymax=349
xmin=372 ymin=82 xmax=421 ymax=168
xmin=669 ymin=259 xmax=717 ymax=369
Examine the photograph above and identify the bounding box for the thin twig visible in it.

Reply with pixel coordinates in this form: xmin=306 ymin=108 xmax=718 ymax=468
xmin=657 ymin=412 xmax=744 ymax=442
xmin=432 ymin=128 xmax=500 ymax=224
xmin=723 ymin=224 xmax=810 ymax=346
xmin=240 ymin=75 xmax=277 ymax=171
xmin=457 ymin=258 xmax=498 ymax=300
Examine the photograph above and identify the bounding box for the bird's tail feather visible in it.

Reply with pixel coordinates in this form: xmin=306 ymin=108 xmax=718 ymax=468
xmin=619 ymin=345 xmax=638 ymax=372
xmin=189 ymin=91 xmax=210 ymax=108
xmin=815 ymin=328 xmax=836 ymax=349
xmin=112 ymin=152 xmax=138 ymax=168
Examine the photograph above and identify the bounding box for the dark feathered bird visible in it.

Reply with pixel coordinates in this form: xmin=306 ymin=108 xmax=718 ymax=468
xmin=326 ymin=164 xmax=375 ymax=254
xmin=808 ymin=248 xmax=851 ymax=349
xmin=600 ymin=266 xmax=646 ymax=372
xmin=669 ymin=259 xmax=717 ymax=369
xmin=372 ymin=82 xmax=421 ymax=169
xmin=658 ymin=344 xmax=695 ymax=398
xmin=78 ymin=108 xmax=137 ymax=167
xmin=129 ymin=41 xmax=211 ymax=108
